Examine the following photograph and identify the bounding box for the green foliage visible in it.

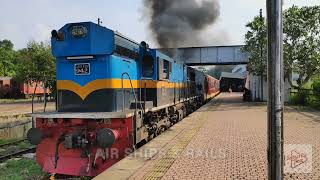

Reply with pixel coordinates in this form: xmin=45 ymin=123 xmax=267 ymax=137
xmin=308 ymin=96 xmax=320 ymax=109
xmin=289 ymin=78 xmax=320 ymax=108
xmin=284 ymin=6 xmax=320 ymax=88
xmin=243 ymin=6 xmax=320 ymax=89
xmin=0 ymin=39 xmax=56 ymax=93
xmin=312 ymin=77 xmax=320 ymax=93
xmin=0 ymin=158 xmax=46 ymax=180
xmin=0 ymin=138 xmax=21 ymax=145
xmin=0 ymin=40 xmax=16 ymax=76
xmin=15 ymin=41 xmax=56 ymax=92
xmin=289 ymin=91 xmax=309 ymax=105
xmin=242 ymin=15 xmax=267 ymax=75
xmin=310 ymin=77 xmax=320 ymax=108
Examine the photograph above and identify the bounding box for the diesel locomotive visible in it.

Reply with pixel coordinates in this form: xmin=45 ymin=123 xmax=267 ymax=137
xmin=27 ymin=22 xmax=220 ymax=176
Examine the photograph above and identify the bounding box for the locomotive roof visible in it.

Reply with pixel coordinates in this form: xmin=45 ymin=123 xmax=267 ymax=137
xmin=114 ymin=31 xmax=140 ymax=46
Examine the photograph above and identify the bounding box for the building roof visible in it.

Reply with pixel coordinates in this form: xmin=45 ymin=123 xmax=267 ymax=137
xmin=0 ymin=77 xmax=13 ymax=80
xmin=220 ymin=72 xmax=246 ymax=80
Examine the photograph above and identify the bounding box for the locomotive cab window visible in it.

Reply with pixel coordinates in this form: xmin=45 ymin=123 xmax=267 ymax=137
xmin=142 ymin=55 xmax=154 ymax=78
xmin=188 ymin=68 xmax=196 ymax=81
xmin=163 ymin=60 xmax=169 ymax=78
xmin=159 ymin=58 xmax=172 ymax=80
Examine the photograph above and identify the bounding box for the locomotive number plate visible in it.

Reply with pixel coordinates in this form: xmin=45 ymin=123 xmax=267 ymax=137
xmin=75 ymin=63 xmax=90 ymax=75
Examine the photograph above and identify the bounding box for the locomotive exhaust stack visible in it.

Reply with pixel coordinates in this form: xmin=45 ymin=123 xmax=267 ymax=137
xmin=51 ymin=30 xmax=65 ymax=41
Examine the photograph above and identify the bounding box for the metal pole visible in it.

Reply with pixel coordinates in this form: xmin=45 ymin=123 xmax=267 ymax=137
xmin=260 ymin=9 xmax=264 ymax=101
xmin=266 ymin=0 xmax=284 ymax=180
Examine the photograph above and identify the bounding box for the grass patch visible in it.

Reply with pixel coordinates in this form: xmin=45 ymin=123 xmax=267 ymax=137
xmin=0 ymin=139 xmax=33 ymax=157
xmin=0 ymin=98 xmax=55 ymax=104
xmin=0 ymin=99 xmax=33 ymax=104
xmin=308 ymin=95 xmax=320 ymax=110
xmin=0 ymin=158 xmax=46 ymax=180
xmin=0 ymin=138 xmax=21 ymax=146
xmin=289 ymin=91 xmax=320 ymax=110
xmin=17 ymin=141 xmax=32 ymax=149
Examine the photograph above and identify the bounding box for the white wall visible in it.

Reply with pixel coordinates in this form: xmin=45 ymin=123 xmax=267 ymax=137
xmin=246 ymin=73 xmax=291 ymax=102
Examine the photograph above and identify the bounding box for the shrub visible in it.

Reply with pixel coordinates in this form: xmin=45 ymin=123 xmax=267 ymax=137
xmin=289 ymin=90 xmax=309 ymax=105
xmin=310 ymin=78 xmax=320 ymax=108
xmin=312 ymin=78 xmax=320 ymax=93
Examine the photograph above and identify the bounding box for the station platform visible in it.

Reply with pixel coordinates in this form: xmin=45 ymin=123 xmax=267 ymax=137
xmin=95 ymin=93 xmax=320 ymax=180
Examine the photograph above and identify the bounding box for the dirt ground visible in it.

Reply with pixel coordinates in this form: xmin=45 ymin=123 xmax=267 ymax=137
xmin=0 ymin=102 xmax=55 ymax=118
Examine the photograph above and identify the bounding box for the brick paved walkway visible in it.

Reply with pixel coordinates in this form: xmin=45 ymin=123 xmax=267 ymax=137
xmin=95 ymin=93 xmax=320 ymax=180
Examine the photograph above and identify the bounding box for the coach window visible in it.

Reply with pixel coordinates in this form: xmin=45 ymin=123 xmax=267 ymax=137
xmin=142 ymin=55 xmax=154 ymax=78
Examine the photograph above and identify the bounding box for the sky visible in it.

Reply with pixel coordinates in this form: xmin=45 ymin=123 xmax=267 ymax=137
xmin=0 ymin=0 xmax=319 ymax=50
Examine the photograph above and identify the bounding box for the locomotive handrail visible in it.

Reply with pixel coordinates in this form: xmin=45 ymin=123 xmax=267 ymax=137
xmin=121 ymin=72 xmax=145 ymax=115
xmin=121 ymin=73 xmax=137 ymax=112
xmin=139 ymin=77 xmax=150 ymax=114
xmin=31 ymin=83 xmax=38 ymax=128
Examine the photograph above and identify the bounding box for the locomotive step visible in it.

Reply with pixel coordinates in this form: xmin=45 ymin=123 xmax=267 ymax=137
xmin=130 ymin=101 xmax=154 ymax=110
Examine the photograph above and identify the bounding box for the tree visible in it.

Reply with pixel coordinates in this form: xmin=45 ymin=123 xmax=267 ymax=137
xmin=283 ymin=5 xmax=320 ymax=89
xmin=0 ymin=40 xmax=15 ymax=76
xmin=242 ymin=11 xmax=267 ymax=101
xmin=243 ymin=6 xmax=320 ymax=90
xmin=15 ymin=41 xmax=56 ymax=112
xmin=15 ymin=41 xmax=56 ymax=93
xmin=242 ymin=13 xmax=267 ymax=76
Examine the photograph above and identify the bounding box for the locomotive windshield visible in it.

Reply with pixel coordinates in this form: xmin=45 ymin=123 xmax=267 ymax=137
xmin=142 ymin=55 xmax=154 ymax=78
xmin=70 ymin=25 xmax=88 ymax=38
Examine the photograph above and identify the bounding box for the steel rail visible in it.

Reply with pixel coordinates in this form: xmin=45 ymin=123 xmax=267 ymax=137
xmin=0 ymin=147 xmax=36 ymax=162
xmin=0 ymin=138 xmax=28 ymax=148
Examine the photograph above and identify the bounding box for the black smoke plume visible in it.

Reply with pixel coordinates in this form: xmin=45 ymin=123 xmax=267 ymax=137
xmin=144 ymin=0 xmax=220 ymax=48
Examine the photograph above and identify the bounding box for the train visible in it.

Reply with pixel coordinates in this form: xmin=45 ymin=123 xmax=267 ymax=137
xmin=0 ymin=77 xmax=48 ymax=99
xmin=27 ymin=22 xmax=220 ymax=177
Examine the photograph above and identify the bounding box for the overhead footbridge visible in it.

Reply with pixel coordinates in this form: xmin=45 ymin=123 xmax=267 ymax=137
xmin=158 ymin=45 xmax=249 ymax=66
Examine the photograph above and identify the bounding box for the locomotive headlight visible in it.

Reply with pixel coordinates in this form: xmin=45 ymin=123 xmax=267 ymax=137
xmin=27 ymin=128 xmax=43 ymax=145
xmin=96 ymin=128 xmax=120 ymax=148
xmin=71 ymin=25 xmax=88 ymax=38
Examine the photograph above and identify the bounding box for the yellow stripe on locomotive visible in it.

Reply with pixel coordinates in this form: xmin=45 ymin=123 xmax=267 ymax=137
xmin=57 ymin=79 xmax=187 ymax=100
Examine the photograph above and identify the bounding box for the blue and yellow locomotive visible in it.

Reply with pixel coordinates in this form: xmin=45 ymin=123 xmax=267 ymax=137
xmin=27 ymin=22 xmax=219 ymax=176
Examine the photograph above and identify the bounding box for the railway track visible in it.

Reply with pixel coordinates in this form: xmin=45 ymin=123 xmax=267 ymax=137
xmin=0 ymin=138 xmax=36 ymax=162
xmin=0 ymin=147 xmax=36 ymax=162
xmin=0 ymin=138 xmax=28 ymax=148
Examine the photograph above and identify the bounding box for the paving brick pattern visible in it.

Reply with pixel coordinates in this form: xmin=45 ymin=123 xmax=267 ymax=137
xmin=132 ymin=93 xmax=320 ymax=180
